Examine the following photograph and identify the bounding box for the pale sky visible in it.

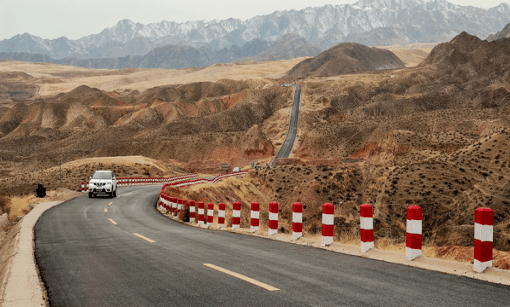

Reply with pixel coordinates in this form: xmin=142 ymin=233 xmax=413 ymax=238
xmin=0 ymin=0 xmax=508 ymax=40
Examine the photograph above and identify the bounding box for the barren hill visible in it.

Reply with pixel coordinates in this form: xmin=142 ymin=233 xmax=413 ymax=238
xmin=287 ymin=43 xmax=405 ymax=78
xmin=240 ymin=33 xmax=321 ymax=62
xmin=487 ymin=22 xmax=510 ymax=41
xmin=3 ymin=32 xmax=510 ymax=257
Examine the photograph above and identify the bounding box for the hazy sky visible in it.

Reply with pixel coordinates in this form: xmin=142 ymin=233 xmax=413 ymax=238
xmin=1 ymin=0 xmax=508 ymax=40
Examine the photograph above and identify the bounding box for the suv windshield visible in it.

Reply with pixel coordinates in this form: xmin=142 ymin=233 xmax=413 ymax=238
xmin=92 ymin=171 xmax=113 ymax=179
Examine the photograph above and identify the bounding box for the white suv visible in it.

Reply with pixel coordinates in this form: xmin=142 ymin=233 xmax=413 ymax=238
xmin=88 ymin=170 xmax=117 ymax=198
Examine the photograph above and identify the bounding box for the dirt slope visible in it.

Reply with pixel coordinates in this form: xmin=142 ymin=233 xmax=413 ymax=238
xmin=1 ymin=32 xmax=510 ymax=259
xmin=287 ymin=42 xmax=405 ymax=78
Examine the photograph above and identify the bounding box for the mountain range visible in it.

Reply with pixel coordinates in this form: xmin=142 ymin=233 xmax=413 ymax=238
xmin=0 ymin=34 xmax=321 ymax=69
xmin=1 ymin=0 xmax=510 ymax=63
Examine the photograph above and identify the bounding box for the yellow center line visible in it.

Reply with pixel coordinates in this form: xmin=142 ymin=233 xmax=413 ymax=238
xmin=104 ymin=208 xmax=108 ymax=213
xmin=108 ymin=202 xmax=113 ymax=206
xmin=108 ymin=218 xmax=117 ymax=225
xmin=133 ymin=233 xmax=156 ymax=243
xmin=203 ymin=263 xmax=280 ymax=292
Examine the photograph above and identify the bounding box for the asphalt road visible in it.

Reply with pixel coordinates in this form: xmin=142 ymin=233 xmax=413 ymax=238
xmin=35 ymin=185 xmax=510 ymax=306
xmin=271 ymin=85 xmax=301 ymax=165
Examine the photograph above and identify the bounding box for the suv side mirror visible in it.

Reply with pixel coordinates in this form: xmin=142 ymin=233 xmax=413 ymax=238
xmin=89 ymin=176 xmax=92 ymax=180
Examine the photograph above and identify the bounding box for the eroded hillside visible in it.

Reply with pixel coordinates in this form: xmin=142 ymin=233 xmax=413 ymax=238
xmin=2 ymin=33 xmax=510 ymax=256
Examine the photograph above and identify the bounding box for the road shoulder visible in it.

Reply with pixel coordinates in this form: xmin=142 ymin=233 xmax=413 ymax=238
xmin=1 ymin=200 xmax=71 ymax=307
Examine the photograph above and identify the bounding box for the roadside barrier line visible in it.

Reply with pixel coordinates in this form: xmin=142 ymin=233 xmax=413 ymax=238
xmin=108 ymin=218 xmax=117 ymax=225
xmin=203 ymin=263 xmax=280 ymax=292
xmin=134 ymin=233 xmax=156 ymax=243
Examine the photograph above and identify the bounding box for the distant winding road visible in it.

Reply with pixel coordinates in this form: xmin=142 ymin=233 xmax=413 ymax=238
xmin=271 ymin=84 xmax=301 ymax=165
xmin=35 ymin=185 xmax=510 ymax=306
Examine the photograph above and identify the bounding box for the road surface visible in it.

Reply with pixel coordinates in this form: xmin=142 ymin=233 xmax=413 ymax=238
xmin=35 ymin=185 xmax=510 ymax=306
xmin=271 ymin=85 xmax=301 ymax=165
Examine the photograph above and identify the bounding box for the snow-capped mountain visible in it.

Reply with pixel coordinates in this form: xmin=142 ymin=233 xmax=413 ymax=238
xmin=1 ymin=0 xmax=510 ymax=59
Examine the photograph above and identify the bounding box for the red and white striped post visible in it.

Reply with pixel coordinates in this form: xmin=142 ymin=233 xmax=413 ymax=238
xmin=251 ymin=202 xmax=260 ymax=232
xmin=198 ymin=202 xmax=205 ymax=226
xmin=218 ymin=203 xmax=225 ymax=229
xmin=321 ymin=203 xmax=334 ymax=247
xmin=268 ymin=202 xmax=278 ymax=236
xmin=406 ymin=205 xmax=422 ymax=261
xmin=232 ymin=202 xmax=241 ymax=230
xmin=161 ymin=195 xmax=167 ymax=212
xmin=292 ymin=203 xmax=303 ymax=241
xmin=189 ymin=200 xmax=196 ymax=223
xmin=207 ymin=203 xmax=214 ymax=228
xmin=81 ymin=182 xmax=85 ymax=193
xmin=474 ymin=208 xmax=493 ymax=273
xmin=177 ymin=199 xmax=183 ymax=216
xmin=360 ymin=204 xmax=374 ymax=253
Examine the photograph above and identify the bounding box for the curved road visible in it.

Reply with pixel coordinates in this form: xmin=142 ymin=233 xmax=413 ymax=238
xmin=35 ymin=186 xmax=510 ymax=306
xmin=271 ymin=85 xmax=301 ymax=165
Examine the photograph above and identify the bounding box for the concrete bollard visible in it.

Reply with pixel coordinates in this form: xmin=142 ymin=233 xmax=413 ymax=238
xmin=321 ymin=203 xmax=334 ymax=247
xmin=207 ymin=203 xmax=214 ymax=228
xmin=81 ymin=182 xmax=85 ymax=193
xmin=406 ymin=205 xmax=422 ymax=261
xmin=360 ymin=204 xmax=374 ymax=253
xmin=251 ymin=202 xmax=260 ymax=232
xmin=198 ymin=202 xmax=205 ymax=225
xmin=268 ymin=202 xmax=278 ymax=236
xmin=474 ymin=208 xmax=493 ymax=273
xmin=292 ymin=203 xmax=303 ymax=241
xmin=232 ymin=202 xmax=241 ymax=230
xmin=189 ymin=200 xmax=196 ymax=223
xmin=218 ymin=203 xmax=225 ymax=229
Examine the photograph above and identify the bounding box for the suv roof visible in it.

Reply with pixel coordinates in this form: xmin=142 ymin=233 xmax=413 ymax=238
xmin=92 ymin=170 xmax=114 ymax=179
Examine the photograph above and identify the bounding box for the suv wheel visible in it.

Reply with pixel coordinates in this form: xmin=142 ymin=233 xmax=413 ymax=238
xmin=113 ymin=190 xmax=117 ymax=197
xmin=88 ymin=192 xmax=93 ymax=198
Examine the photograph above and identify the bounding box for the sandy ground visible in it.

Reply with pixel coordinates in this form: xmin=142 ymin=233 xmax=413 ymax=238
xmin=160 ymin=207 xmax=510 ymax=286
xmin=378 ymin=42 xmax=437 ymax=67
xmin=0 ymin=57 xmax=307 ymax=98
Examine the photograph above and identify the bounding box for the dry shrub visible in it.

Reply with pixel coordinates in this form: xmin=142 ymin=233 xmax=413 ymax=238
xmin=7 ymin=195 xmax=34 ymax=221
xmin=434 ymin=246 xmax=473 ymax=263
xmin=178 ymin=203 xmax=190 ymax=222
xmin=374 ymin=238 xmax=406 ymax=253
xmin=0 ymin=194 xmax=10 ymax=214
xmin=494 ymin=250 xmax=510 ymax=270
